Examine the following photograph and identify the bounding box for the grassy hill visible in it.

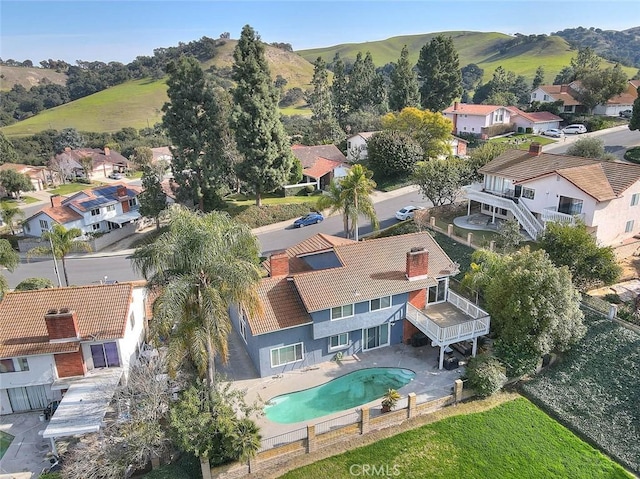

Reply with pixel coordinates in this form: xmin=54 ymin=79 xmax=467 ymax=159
xmin=0 ymin=65 xmax=67 ymax=91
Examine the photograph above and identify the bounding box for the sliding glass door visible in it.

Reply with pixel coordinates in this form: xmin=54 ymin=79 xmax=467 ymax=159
xmin=363 ymin=324 xmax=389 ymax=351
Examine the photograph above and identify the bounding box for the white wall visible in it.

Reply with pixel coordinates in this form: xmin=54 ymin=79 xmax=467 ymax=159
xmin=530 ymin=88 xmax=554 ymax=103
xmin=0 ymin=355 xmax=58 ymax=415
xmin=592 ymin=182 xmax=640 ymax=245
xmin=23 ymin=213 xmax=84 ymax=238
xmin=347 ymin=135 xmax=369 ymax=161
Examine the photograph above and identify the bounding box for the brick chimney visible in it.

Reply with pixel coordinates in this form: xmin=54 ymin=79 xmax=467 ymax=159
xmin=104 ymin=146 xmax=110 ymax=156
xmin=116 ymin=185 xmax=127 ymax=197
xmin=45 ymin=308 xmax=80 ymax=342
xmin=453 ymin=101 xmax=459 ymax=111
xmin=560 ymin=85 xmax=568 ymax=93
xmin=406 ymin=247 xmax=429 ymax=280
xmin=529 ymin=142 xmax=543 ymax=156
xmin=270 ymin=251 xmax=289 ymax=278
xmin=50 ymin=194 xmax=63 ymax=208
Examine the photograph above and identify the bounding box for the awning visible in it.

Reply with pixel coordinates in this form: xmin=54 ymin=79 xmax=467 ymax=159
xmin=43 ymin=368 xmax=123 ymax=438
xmin=109 ymin=210 xmax=141 ymax=225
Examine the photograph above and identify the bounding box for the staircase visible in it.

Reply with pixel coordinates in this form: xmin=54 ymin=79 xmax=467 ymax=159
xmin=510 ymin=199 xmax=544 ymax=240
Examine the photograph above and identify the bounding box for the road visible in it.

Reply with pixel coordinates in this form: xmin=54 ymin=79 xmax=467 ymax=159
xmin=544 ymin=124 xmax=639 ymax=158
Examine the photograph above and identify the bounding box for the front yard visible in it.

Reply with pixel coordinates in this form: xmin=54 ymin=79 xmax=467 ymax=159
xmin=489 ymin=132 xmax=557 ymax=150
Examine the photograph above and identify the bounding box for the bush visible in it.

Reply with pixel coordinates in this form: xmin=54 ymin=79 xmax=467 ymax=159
xmin=15 ymin=277 xmax=54 ymax=291
xmin=466 ymin=354 xmax=507 ymax=397
xmin=624 ymin=146 xmax=640 ymax=164
xmin=494 ymin=339 xmax=540 ymax=378
xmin=603 ymin=293 xmax=623 ymax=304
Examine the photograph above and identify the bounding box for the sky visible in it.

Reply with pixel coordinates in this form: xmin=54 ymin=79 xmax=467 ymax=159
xmin=1 ymin=1 xmax=638 ymax=64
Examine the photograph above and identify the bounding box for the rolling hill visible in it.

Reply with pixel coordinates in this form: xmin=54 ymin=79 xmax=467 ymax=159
xmin=0 ymin=65 xmax=67 ymax=91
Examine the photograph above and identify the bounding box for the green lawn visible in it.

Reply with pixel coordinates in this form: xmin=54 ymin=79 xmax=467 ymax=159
xmin=490 ymin=133 xmax=557 ymax=150
xmin=0 ymin=431 xmax=14 ymax=460
xmin=48 ymin=182 xmax=105 ymax=196
xmin=1 ymin=196 xmax=39 ymax=207
xmin=281 ymin=398 xmax=632 ymax=479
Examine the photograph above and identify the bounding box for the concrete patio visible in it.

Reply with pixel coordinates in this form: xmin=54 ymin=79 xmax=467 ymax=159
xmin=0 ymin=411 xmax=55 ymax=478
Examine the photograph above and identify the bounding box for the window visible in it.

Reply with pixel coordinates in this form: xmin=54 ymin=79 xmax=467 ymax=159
xmin=625 ymin=220 xmax=635 ymax=233
xmin=329 ymin=333 xmax=349 ymax=351
xmin=0 ymin=359 xmax=16 ymax=373
xmin=521 ymin=187 xmax=535 ymax=200
xmin=270 ymin=343 xmax=303 ymax=367
xmin=39 ymin=219 xmax=48 ymax=230
xmin=331 ymin=304 xmax=354 ymax=320
xmin=128 ymin=198 xmax=137 ymax=207
xmin=428 ymin=278 xmax=447 ymax=304
xmin=363 ymin=324 xmax=389 ymax=351
xmin=543 ymin=94 xmax=550 ymax=101
xmin=129 ymin=312 xmax=135 ymax=330
xmin=558 ymin=196 xmax=583 ymax=215
xmin=92 ymin=223 xmax=100 ymax=231
xmin=631 ymin=193 xmax=639 ymax=206
xmin=370 ymin=296 xmax=391 ymax=311
xmin=90 ymin=342 xmax=120 ymax=368
xmin=106 ymin=204 xmax=116 ymax=212
xmin=91 ymin=208 xmax=100 ymax=216
xmin=532 ymin=93 xmax=537 ymax=99
xmin=18 ymin=358 xmax=29 ymax=371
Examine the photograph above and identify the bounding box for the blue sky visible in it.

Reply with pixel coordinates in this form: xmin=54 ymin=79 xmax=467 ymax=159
xmin=1 ymin=1 xmax=637 ymax=64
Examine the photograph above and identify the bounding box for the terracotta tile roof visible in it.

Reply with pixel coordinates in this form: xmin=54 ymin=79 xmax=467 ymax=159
xmin=66 ymin=182 xmax=141 ymax=212
xmin=39 ymin=205 xmax=83 ymax=223
xmin=443 ymin=103 xmax=502 ymax=116
xmin=480 ymin=149 xmax=640 ymax=200
xmin=263 ymin=234 xmax=355 ymax=275
xmin=537 ymin=85 xmax=582 ymax=106
xmin=605 ymin=81 xmax=639 ymax=106
xmin=506 ymin=107 xmax=562 ymax=123
xmin=53 ymin=148 xmax=130 ymax=169
xmin=292 ymin=232 xmax=456 ymax=312
xmin=291 ymin=144 xmax=347 ymax=168
xmin=0 ymin=284 xmax=134 ymax=358
xmin=304 ymin=157 xmax=344 ymax=179
xmin=0 ymin=163 xmax=47 ymax=180
xmin=251 ymin=278 xmax=312 ymax=335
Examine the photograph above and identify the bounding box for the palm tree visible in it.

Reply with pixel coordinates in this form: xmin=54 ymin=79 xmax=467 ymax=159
xmin=0 ymin=239 xmax=19 ymax=299
xmin=0 ymin=203 xmax=24 ymax=235
xmin=131 ymin=205 xmax=262 ymax=387
xmin=27 ymin=224 xmax=92 ymax=287
xmin=339 ymin=164 xmax=379 ymax=240
xmin=316 ymin=180 xmax=352 ymax=238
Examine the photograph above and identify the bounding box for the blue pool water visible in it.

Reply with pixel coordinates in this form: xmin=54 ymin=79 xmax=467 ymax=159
xmin=264 ymin=367 xmax=416 ymax=424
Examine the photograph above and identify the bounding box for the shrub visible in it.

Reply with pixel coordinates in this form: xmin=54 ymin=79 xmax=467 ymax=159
xmin=15 ymin=277 xmax=55 ymax=291
xmin=494 ymin=339 xmax=540 ymax=378
xmin=233 ymin=203 xmax=316 ymax=229
xmin=466 ymin=354 xmax=507 ymax=397
xmin=603 ymin=293 xmax=623 ymax=304
xmin=624 ymin=146 xmax=640 ymax=164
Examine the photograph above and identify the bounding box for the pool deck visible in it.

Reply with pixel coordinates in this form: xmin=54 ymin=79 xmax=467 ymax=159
xmin=220 ymin=330 xmax=466 ymax=439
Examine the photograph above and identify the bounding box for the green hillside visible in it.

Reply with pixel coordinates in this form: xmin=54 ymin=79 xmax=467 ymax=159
xmin=0 ymin=65 xmax=67 ymax=91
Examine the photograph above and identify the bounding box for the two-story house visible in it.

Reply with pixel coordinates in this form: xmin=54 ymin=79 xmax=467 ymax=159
xmin=462 ymin=143 xmax=640 ymax=246
xmin=49 ymin=147 xmax=132 ymax=182
xmin=0 ymin=283 xmax=147 ymax=449
xmin=230 ymin=232 xmax=491 ymax=377
xmin=442 ymin=103 xmax=514 ymax=138
xmin=23 ymin=183 xmax=142 ymax=238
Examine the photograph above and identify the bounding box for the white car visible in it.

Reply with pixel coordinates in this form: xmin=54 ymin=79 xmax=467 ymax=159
xmin=562 ymin=124 xmax=587 ymax=134
xmin=395 ymin=205 xmax=424 ymax=221
xmin=543 ymin=128 xmax=564 ymax=138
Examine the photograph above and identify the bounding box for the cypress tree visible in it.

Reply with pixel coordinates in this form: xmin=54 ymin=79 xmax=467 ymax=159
xmin=417 ymin=35 xmax=462 ymax=112
xmin=389 ymin=45 xmax=420 ymax=111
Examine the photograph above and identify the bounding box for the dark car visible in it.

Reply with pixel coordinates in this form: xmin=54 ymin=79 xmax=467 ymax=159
xmin=293 ymin=212 xmax=324 ymax=228
xmin=620 ymin=109 xmax=632 ymax=119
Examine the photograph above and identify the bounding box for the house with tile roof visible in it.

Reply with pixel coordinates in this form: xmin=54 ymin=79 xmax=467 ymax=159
xmin=0 ymin=283 xmax=147 ymax=419
xmin=442 ymin=103 xmax=515 ymax=138
xmin=291 ymin=144 xmax=349 ymax=190
xmin=505 ymin=107 xmax=563 ymax=134
xmin=230 ymin=232 xmax=491 ymax=376
xmin=463 ymin=143 xmax=640 ymax=245
xmin=0 ymin=163 xmax=50 ymax=195
xmin=23 ymin=182 xmax=142 ymax=238
xmin=49 ymin=147 xmax=132 ymax=182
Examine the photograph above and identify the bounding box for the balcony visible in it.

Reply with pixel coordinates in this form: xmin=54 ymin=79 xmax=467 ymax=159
xmin=541 ymin=207 xmax=585 ymax=225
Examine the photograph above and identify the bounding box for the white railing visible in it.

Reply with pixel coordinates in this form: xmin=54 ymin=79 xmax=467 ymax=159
xmin=541 ymin=207 xmax=585 ymax=225
xmin=446 ymin=290 xmax=487 ymax=319
xmin=405 ymin=302 xmax=490 ymax=346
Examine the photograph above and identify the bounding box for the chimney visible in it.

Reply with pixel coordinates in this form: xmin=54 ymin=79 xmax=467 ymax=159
xmin=406 ymin=247 xmax=429 ymax=280
xmin=270 ymin=251 xmax=289 ymax=278
xmin=50 ymin=194 xmax=63 ymax=208
xmin=116 ymin=185 xmax=127 ymax=197
xmin=45 ymin=308 xmax=80 ymax=342
xmin=560 ymin=85 xmax=568 ymax=93
xmin=104 ymin=146 xmax=110 ymax=156
xmin=453 ymin=101 xmax=459 ymax=111
xmin=529 ymin=142 xmax=543 ymax=156
xmin=64 ymin=146 xmax=71 ymax=152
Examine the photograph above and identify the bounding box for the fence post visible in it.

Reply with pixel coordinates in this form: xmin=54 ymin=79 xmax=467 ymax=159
xmin=489 ymin=240 xmax=496 ymax=252
xmin=467 ymin=232 xmax=473 ymax=246
xmin=360 ymin=407 xmax=370 ymax=434
xmin=307 ymin=424 xmax=316 ymax=453
xmin=454 ymin=379 xmax=464 ymax=404
xmin=200 ymin=457 xmax=212 ymax=479
xmin=430 ymin=216 xmax=436 ymax=227
xmin=608 ymin=303 xmax=618 ymax=320
xmin=407 ymin=392 xmax=417 ymax=418
xmin=447 ymin=224 xmax=454 ymax=237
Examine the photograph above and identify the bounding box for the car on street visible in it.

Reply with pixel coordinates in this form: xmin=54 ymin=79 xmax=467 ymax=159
xmin=109 ymin=171 xmax=124 ymax=180
xmin=395 ymin=205 xmax=425 ymax=221
xmin=620 ymin=109 xmax=632 ymax=119
xmin=562 ymin=124 xmax=587 ymax=134
xmin=542 ymin=128 xmax=564 ymax=138
xmin=293 ymin=212 xmax=324 ymax=228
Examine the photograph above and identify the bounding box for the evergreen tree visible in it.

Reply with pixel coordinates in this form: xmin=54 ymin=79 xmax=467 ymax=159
xmin=0 ymin=132 xmax=18 ymax=165
xmin=417 ymin=35 xmax=462 ymax=112
xmin=532 ymin=66 xmax=545 ymax=90
xmin=348 ymin=52 xmax=376 ymax=111
xmin=138 ymin=165 xmax=168 ymax=229
xmin=388 ymin=45 xmax=420 ymax=112
xmin=330 ymin=53 xmax=350 ymax=128
xmin=629 ymin=86 xmax=640 ymax=132
xmin=570 ymin=47 xmax=601 ymax=80
xmin=307 ymin=57 xmax=343 ymax=144
xmin=231 ymin=25 xmax=294 ymax=206
xmin=162 ymin=57 xmax=231 ymax=211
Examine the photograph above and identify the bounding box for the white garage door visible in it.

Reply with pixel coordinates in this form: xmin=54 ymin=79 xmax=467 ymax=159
xmin=7 ymin=385 xmax=48 ymax=412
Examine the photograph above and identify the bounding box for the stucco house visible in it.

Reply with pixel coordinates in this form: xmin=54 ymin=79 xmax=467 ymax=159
xmin=23 ymin=183 xmax=142 ymax=238
xmin=0 ymin=283 xmax=147 ymax=449
xmin=442 ymin=103 xmax=514 ymax=138
xmin=505 ymin=107 xmax=563 ymax=134
xmin=0 ymin=163 xmax=50 ymax=195
xmin=346 ymin=131 xmax=380 ymax=162
xmin=230 ymin=232 xmax=491 ymax=377
xmin=49 ymin=147 xmax=132 ymax=182
xmin=291 ymin=144 xmax=349 ymax=190
xmin=463 ymin=143 xmax=640 ymax=246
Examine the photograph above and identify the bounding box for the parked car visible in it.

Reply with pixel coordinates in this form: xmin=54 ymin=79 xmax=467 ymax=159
xmin=620 ymin=109 xmax=632 ymax=118
xmin=293 ymin=212 xmax=324 ymax=228
xmin=109 ymin=171 xmax=124 ymax=180
xmin=543 ymin=128 xmax=564 ymax=138
xmin=395 ymin=205 xmax=425 ymax=221
xmin=562 ymin=124 xmax=587 ymax=134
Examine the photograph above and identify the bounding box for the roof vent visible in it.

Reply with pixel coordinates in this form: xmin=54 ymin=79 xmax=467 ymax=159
xmin=59 ymin=308 xmax=70 ymax=314
xmin=47 ymin=308 xmax=58 ymax=315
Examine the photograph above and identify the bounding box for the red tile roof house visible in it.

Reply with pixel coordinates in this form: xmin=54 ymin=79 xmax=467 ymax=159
xmin=49 ymin=147 xmax=132 ymax=182
xmin=0 ymin=283 xmax=148 ymax=452
xmin=22 ymin=182 xmax=142 ymax=239
xmin=229 ymin=232 xmax=491 ymax=377
xmin=0 ymin=163 xmax=50 ymax=195
xmin=463 ymin=143 xmax=640 ymax=245
xmin=291 ymin=144 xmax=349 ymax=191
xmin=505 ymin=107 xmax=563 ymax=134
xmin=443 ymin=103 xmax=516 ymax=139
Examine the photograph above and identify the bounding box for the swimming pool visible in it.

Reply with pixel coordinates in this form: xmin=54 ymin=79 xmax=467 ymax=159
xmin=264 ymin=367 xmax=416 ymax=424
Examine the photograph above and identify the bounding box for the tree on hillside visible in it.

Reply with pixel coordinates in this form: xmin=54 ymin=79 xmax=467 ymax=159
xmin=339 ymin=164 xmax=379 ymax=241
xmin=0 ymin=202 xmax=24 ymax=235
xmin=381 ymin=107 xmax=453 ymax=159
xmin=27 ymin=224 xmax=91 ymax=287
xmin=367 ymin=130 xmax=423 ymax=178
xmin=138 ymin=165 xmax=168 ymax=229
xmin=388 ymin=45 xmax=420 ymax=112
xmin=540 ymin=221 xmax=621 ymax=291
xmin=162 ymin=56 xmax=233 ymax=211
xmin=330 ymin=53 xmax=350 ymax=128
xmin=463 ymin=247 xmax=586 ymax=376
xmin=629 ymin=86 xmax=640 ymax=132
xmin=473 ymin=66 xmax=530 ymax=107
xmin=413 ymin=158 xmax=468 ymax=207
xmin=532 ymin=66 xmax=545 ymax=90
xmin=566 ymin=136 xmax=617 ymax=160
xmin=461 ymin=63 xmax=484 ymax=102
xmin=131 ymin=206 xmax=262 ymax=387
xmin=570 ymin=47 xmax=601 ymax=81
xmin=416 ymin=35 xmax=462 ymax=112
xmin=232 ymin=25 xmax=294 ymax=207
xmin=0 ymin=132 xmax=18 ymax=165
xmin=0 ymin=239 xmax=19 ymax=300
xmin=0 ymin=169 xmax=34 ymax=199
xmin=307 ymin=57 xmax=343 ymax=144
xmin=575 ymin=63 xmax=628 ymax=113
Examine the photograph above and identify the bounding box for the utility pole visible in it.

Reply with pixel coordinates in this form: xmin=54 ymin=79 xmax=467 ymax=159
xmin=48 ymin=229 xmax=62 ymax=287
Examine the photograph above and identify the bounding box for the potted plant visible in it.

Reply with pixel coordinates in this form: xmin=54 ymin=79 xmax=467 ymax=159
xmin=381 ymin=388 xmax=401 ymax=413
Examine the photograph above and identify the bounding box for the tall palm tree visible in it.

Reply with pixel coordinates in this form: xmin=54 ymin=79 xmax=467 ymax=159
xmin=339 ymin=164 xmax=379 ymax=240
xmin=0 ymin=239 xmax=19 ymax=299
xmin=0 ymin=203 xmax=24 ymax=235
xmin=316 ymin=180 xmax=352 ymax=238
xmin=27 ymin=224 xmax=92 ymax=287
xmin=131 ymin=205 xmax=262 ymax=387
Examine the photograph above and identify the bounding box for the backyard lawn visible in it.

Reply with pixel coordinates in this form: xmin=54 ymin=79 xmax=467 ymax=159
xmin=0 ymin=431 xmax=14 ymax=460
xmin=48 ymin=182 xmax=105 ymax=196
xmin=490 ymin=133 xmax=557 ymax=150
xmin=281 ymin=398 xmax=632 ymax=479
xmin=1 ymin=196 xmax=39 ymax=207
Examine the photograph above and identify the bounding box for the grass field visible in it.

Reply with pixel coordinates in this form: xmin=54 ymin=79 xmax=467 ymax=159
xmin=490 ymin=133 xmax=557 ymax=150
xmin=281 ymin=398 xmax=632 ymax=479
xmin=1 ymin=196 xmax=38 ymax=207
